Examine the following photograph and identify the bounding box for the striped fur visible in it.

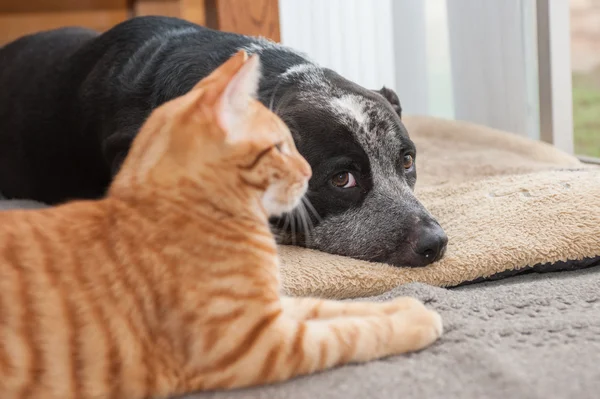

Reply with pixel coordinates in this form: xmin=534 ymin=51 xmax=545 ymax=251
xmin=0 ymin=51 xmax=442 ymax=399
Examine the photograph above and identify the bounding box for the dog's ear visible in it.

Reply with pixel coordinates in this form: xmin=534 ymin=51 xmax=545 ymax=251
xmin=375 ymin=86 xmax=402 ymax=118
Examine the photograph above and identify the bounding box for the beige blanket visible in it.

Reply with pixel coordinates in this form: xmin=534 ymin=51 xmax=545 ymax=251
xmin=279 ymin=116 xmax=600 ymax=299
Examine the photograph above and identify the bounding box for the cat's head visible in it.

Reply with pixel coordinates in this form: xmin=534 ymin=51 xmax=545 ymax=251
xmin=112 ymin=50 xmax=311 ymax=217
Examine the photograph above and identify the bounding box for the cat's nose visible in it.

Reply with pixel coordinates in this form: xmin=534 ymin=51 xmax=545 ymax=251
xmin=301 ymin=161 xmax=312 ymax=179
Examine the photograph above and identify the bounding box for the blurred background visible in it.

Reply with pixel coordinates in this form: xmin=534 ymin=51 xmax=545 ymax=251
xmin=0 ymin=0 xmax=598 ymax=160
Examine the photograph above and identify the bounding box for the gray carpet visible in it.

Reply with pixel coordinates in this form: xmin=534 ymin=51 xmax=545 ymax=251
xmin=182 ymin=268 xmax=600 ymax=399
xmin=0 ymin=198 xmax=48 ymax=210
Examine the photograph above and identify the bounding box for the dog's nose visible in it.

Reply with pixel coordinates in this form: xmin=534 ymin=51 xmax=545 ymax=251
xmin=414 ymin=222 xmax=448 ymax=263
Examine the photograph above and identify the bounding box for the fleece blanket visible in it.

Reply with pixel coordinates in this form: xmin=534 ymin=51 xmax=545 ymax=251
xmin=183 ymin=268 xmax=600 ymax=399
xmin=1 ymin=116 xmax=597 ymax=296
xmin=279 ymin=116 xmax=600 ymax=299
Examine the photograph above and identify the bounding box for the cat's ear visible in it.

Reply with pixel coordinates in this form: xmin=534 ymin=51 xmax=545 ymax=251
xmin=216 ymin=53 xmax=262 ymax=142
xmin=194 ymin=50 xmax=248 ymax=92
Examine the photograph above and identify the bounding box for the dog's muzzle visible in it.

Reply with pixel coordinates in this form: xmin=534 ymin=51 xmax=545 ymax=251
xmin=413 ymin=220 xmax=448 ymax=264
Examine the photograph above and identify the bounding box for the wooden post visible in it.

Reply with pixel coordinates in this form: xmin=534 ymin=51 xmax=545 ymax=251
xmin=205 ymin=0 xmax=280 ymax=41
xmin=133 ymin=0 xmax=206 ymax=26
xmin=0 ymin=0 xmax=129 ymax=44
xmin=0 ymin=0 xmax=279 ymax=45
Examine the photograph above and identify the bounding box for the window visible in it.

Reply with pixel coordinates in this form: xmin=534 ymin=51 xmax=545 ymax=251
xmin=280 ymin=0 xmax=596 ymax=159
xmin=571 ymin=0 xmax=600 ymax=160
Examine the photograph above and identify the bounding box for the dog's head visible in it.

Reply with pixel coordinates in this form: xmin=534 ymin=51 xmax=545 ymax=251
xmin=266 ymin=65 xmax=447 ymax=267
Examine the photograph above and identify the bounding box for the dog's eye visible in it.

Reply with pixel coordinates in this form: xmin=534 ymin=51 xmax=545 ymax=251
xmin=331 ymin=172 xmax=357 ymax=188
xmin=403 ymin=154 xmax=414 ymax=170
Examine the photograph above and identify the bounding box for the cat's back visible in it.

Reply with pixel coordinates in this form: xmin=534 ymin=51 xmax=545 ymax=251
xmin=0 ymin=201 xmax=138 ymax=398
xmin=0 ymin=201 xmax=109 ymax=270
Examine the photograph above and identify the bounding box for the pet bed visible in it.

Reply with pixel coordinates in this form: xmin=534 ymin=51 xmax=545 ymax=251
xmin=279 ymin=116 xmax=600 ymax=298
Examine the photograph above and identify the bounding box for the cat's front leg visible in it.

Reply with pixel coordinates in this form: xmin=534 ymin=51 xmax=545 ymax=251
xmin=280 ymin=296 xmax=425 ymax=320
xmin=193 ymin=299 xmax=442 ymax=391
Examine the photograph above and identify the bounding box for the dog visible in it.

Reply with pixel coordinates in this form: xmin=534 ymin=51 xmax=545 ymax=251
xmin=0 ymin=16 xmax=447 ymax=267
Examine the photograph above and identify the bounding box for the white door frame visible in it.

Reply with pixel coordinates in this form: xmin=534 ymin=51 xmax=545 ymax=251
xmin=536 ymin=0 xmax=574 ymax=154
xmin=279 ymin=0 xmax=575 ymax=154
xmin=445 ymin=0 xmax=573 ymax=153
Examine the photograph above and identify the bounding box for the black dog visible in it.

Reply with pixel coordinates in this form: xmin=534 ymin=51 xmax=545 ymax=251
xmin=0 ymin=16 xmax=447 ymax=267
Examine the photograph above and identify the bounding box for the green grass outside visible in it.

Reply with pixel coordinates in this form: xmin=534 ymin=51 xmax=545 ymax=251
xmin=572 ymin=72 xmax=600 ymax=158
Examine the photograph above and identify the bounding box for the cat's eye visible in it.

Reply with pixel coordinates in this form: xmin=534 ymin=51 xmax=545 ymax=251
xmin=332 ymin=172 xmax=357 ymax=188
xmin=275 ymin=142 xmax=285 ymax=153
xmin=403 ymin=154 xmax=414 ymax=170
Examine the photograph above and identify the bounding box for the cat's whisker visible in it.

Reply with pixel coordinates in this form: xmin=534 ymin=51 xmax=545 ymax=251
xmin=274 ymin=213 xmax=291 ymax=244
xmin=303 ymin=201 xmax=316 ymax=244
xmin=281 ymin=213 xmax=290 ymax=232
xmin=282 ymin=116 xmax=302 ymax=141
xmin=302 ymin=196 xmax=322 ymax=223
xmin=274 ymin=91 xmax=292 ymax=116
xmin=295 ymin=207 xmax=305 ymax=244
xmin=273 ymin=92 xmax=299 ymax=126
xmin=293 ymin=203 xmax=304 ymax=244
xmin=289 ymin=210 xmax=297 ymax=246
xmin=298 ymin=203 xmax=307 ymax=245
xmin=298 ymin=201 xmax=313 ymax=246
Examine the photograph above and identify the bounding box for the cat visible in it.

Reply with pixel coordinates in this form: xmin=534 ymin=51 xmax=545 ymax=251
xmin=0 ymin=50 xmax=442 ymax=399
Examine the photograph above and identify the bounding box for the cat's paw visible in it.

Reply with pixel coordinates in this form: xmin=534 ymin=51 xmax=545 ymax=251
xmin=420 ymin=308 xmax=443 ymax=341
xmin=390 ymin=305 xmax=443 ymax=354
xmin=381 ymin=296 xmax=427 ymax=314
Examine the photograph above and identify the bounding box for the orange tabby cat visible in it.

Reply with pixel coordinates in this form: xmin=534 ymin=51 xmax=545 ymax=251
xmin=0 ymin=50 xmax=442 ymax=399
